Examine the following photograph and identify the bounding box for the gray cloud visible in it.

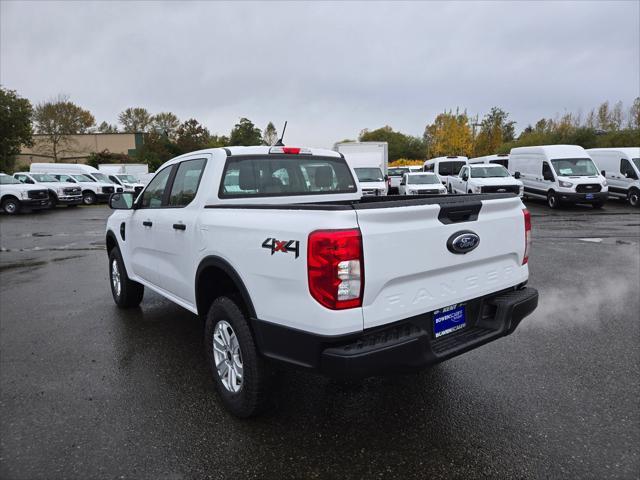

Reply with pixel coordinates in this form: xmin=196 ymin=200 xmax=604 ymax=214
xmin=1 ymin=1 xmax=638 ymax=147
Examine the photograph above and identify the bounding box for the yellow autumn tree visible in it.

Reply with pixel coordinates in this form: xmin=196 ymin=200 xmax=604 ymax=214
xmin=424 ymin=109 xmax=473 ymax=158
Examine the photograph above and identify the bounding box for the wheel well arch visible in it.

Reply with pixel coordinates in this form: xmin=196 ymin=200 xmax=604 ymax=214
xmin=47 ymin=189 xmax=58 ymax=199
xmin=82 ymin=189 xmax=94 ymax=196
xmin=1 ymin=194 xmax=19 ymax=203
xmin=195 ymin=256 xmax=256 ymax=319
xmin=106 ymin=230 xmax=118 ymax=254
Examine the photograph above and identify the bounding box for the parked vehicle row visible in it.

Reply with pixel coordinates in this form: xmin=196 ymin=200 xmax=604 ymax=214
xmin=413 ymin=146 xmax=638 ymax=208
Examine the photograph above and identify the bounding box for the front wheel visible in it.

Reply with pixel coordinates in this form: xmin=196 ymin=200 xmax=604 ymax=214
xmin=1 ymin=197 xmax=20 ymax=215
xmin=205 ymin=297 xmax=269 ymax=417
xmin=108 ymin=248 xmax=144 ymax=308
xmin=547 ymin=191 xmax=559 ymax=209
xmin=629 ymin=188 xmax=640 ymax=207
xmin=592 ymin=202 xmax=604 ymax=209
xmin=83 ymin=191 xmax=96 ymax=205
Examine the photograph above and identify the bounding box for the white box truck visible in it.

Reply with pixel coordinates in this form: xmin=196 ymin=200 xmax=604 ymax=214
xmin=334 ymin=142 xmax=389 ymax=196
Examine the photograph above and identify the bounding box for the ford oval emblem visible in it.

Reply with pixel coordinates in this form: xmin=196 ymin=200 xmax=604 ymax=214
xmin=447 ymin=230 xmax=480 ymax=254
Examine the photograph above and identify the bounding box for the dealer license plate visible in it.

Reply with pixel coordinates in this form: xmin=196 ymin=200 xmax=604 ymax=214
xmin=433 ymin=304 xmax=466 ymax=338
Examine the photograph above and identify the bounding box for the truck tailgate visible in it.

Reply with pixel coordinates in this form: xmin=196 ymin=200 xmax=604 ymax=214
xmin=354 ymin=196 xmax=529 ymax=329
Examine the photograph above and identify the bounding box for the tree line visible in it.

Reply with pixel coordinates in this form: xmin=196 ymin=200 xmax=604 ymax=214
xmin=1 ymin=85 xmax=638 ymax=172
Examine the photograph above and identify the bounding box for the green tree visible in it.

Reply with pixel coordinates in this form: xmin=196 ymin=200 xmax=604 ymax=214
xmin=629 ymin=97 xmax=640 ymax=129
xmin=206 ymin=134 xmax=229 ymax=148
xmin=135 ymin=131 xmax=183 ymax=171
xmin=262 ymin=122 xmax=278 ymax=145
xmin=176 ymin=118 xmax=211 ymax=152
xmin=86 ymin=149 xmax=131 ymax=168
xmin=0 ymin=87 xmax=33 ymax=172
xmin=359 ymin=126 xmax=425 ymax=161
xmin=97 ymin=121 xmax=118 ymax=133
xmin=151 ymin=112 xmax=180 ymax=138
xmin=118 ymin=107 xmax=152 ymax=133
xmin=229 ymin=117 xmax=262 ymax=146
xmin=32 ymin=95 xmax=95 ymax=162
xmin=473 ymin=107 xmax=516 ymax=156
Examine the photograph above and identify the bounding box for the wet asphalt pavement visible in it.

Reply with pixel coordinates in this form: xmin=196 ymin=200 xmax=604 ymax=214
xmin=0 ymin=200 xmax=639 ymax=479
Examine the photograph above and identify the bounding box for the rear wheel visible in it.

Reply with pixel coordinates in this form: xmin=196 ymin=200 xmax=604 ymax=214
xmin=205 ymin=297 xmax=269 ymax=417
xmin=1 ymin=196 xmax=20 ymax=215
xmin=83 ymin=191 xmax=96 ymax=205
xmin=547 ymin=191 xmax=559 ymax=209
xmin=629 ymin=188 xmax=640 ymax=207
xmin=108 ymin=247 xmax=144 ymax=308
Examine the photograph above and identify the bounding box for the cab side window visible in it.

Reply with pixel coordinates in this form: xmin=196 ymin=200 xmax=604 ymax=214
xmin=620 ymin=159 xmax=638 ymax=179
xmin=460 ymin=167 xmax=468 ymax=178
xmin=168 ymin=159 xmax=207 ymax=207
xmin=140 ymin=166 xmax=173 ymax=208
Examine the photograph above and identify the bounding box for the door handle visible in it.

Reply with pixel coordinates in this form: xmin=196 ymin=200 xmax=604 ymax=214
xmin=173 ymin=223 xmax=186 ymax=231
xmin=143 ymin=220 xmax=152 ymax=227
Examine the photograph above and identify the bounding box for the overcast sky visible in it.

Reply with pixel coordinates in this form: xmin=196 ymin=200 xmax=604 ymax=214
xmin=1 ymin=1 xmax=638 ymax=147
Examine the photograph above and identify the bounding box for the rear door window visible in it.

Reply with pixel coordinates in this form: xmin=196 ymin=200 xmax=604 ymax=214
xmin=168 ymin=158 xmax=207 ymax=207
xmin=219 ymin=156 xmax=357 ymax=198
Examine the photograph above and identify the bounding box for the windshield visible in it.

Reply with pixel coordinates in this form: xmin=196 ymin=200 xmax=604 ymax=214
xmin=72 ymin=174 xmax=93 ymax=182
xmin=354 ymin=168 xmax=384 ymax=182
xmin=407 ymin=174 xmax=440 ymax=184
xmin=388 ymin=168 xmax=410 ymax=177
xmin=31 ymin=174 xmax=58 ymax=182
xmin=438 ymin=161 xmax=466 ymax=176
xmin=0 ymin=175 xmax=21 ymax=185
xmin=117 ymin=174 xmax=139 ymax=183
xmin=633 ymin=158 xmax=640 ymax=171
xmin=471 ymin=166 xmax=510 ymax=178
xmin=551 ymin=158 xmax=598 ymax=176
xmin=91 ymin=172 xmax=110 ymax=182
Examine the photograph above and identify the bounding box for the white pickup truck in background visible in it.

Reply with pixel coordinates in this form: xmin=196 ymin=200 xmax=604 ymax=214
xmin=398 ymin=172 xmax=447 ymax=195
xmin=105 ymin=145 xmax=538 ymax=417
xmin=447 ymin=164 xmax=524 ymax=196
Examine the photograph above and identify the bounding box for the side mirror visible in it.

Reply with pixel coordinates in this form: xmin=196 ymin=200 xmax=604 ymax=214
xmin=385 ymin=175 xmax=389 ymax=181
xmin=601 ymin=170 xmax=606 ymax=177
xmin=109 ymin=192 xmax=135 ymax=210
xmin=514 ymin=171 xmax=521 ymax=179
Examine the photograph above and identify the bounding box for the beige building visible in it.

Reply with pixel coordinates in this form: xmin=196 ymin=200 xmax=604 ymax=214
xmin=17 ymin=133 xmax=144 ymax=165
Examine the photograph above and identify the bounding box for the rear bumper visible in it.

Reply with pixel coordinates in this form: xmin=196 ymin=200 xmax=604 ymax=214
xmin=559 ymin=191 xmax=608 ymax=204
xmin=252 ymin=286 xmax=538 ymax=377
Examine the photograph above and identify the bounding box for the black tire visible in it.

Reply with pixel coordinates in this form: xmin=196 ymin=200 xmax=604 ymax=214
xmin=592 ymin=202 xmax=604 ymax=209
xmin=629 ymin=188 xmax=640 ymax=207
xmin=83 ymin=191 xmax=96 ymax=205
xmin=547 ymin=191 xmax=559 ymax=209
xmin=108 ymin=247 xmax=144 ymax=308
xmin=1 ymin=196 xmax=21 ymax=215
xmin=48 ymin=194 xmax=58 ymax=208
xmin=67 ymin=204 xmax=78 ymax=208
xmin=204 ymin=297 xmax=269 ymax=418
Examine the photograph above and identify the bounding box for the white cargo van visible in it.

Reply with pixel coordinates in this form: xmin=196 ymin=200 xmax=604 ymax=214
xmin=30 ymin=163 xmax=119 ymax=188
xmin=587 ymin=148 xmax=640 ymax=207
xmin=469 ymin=154 xmax=510 ymax=168
xmin=334 ymin=142 xmax=389 ymax=196
xmin=423 ymin=156 xmax=468 ymax=184
xmin=509 ymin=145 xmax=608 ymax=209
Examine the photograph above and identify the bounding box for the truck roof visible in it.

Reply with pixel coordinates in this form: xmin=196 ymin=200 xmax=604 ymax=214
xmin=587 ymin=147 xmax=640 ymax=156
xmin=510 ymin=144 xmax=588 ymax=158
xmin=172 ymin=145 xmax=342 ymax=159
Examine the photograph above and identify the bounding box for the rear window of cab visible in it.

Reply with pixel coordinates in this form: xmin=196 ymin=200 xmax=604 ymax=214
xmin=219 ymin=156 xmax=357 ymax=198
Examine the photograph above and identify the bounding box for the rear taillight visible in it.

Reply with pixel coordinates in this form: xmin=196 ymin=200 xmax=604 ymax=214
xmin=308 ymin=229 xmax=364 ymax=310
xmin=523 ymin=208 xmax=531 ymax=265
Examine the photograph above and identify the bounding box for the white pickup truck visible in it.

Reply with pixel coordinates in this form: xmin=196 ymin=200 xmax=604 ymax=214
xmin=105 ymin=145 xmax=538 ymax=417
xmin=447 ymin=164 xmax=524 ymax=197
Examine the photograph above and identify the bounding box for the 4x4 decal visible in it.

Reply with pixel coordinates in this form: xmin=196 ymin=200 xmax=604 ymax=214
xmin=262 ymin=238 xmax=300 ymax=258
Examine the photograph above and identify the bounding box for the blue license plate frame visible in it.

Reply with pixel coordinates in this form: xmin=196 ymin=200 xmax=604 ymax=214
xmin=433 ymin=304 xmax=467 ymax=338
